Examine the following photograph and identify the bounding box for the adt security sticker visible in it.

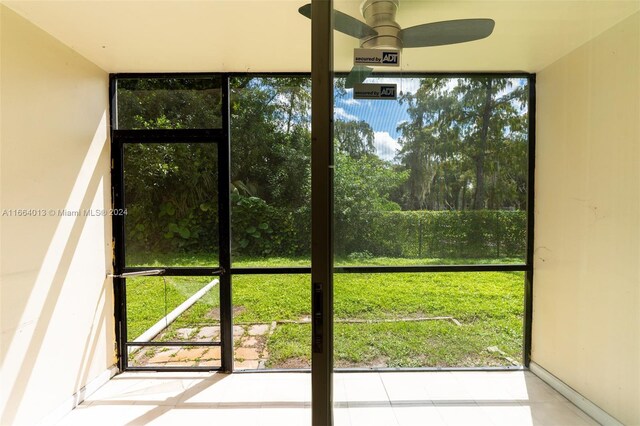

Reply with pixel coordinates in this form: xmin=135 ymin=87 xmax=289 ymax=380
xmin=354 ymin=49 xmax=400 ymax=67
xmin=353 ymin=83 xmax=398 ymax=100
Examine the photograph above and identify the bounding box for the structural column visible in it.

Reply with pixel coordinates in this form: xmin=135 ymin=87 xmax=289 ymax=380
xmin=311 ymin=0 xmax=334 ymax=424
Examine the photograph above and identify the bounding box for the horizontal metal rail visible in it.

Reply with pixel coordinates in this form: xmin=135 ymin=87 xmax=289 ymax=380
xmin=231 ymin=267 xmax=310 ymax=275
xmin=126 ymin=341 xmax=221 ymax=347
xmin=110 ymin=269 xmax=165 ymax=278
xmin=118 ymin=264 xmax=527 ymax=277
xmin=122 ymin=267 xmax=224 ymax=276
xmin=125 ymin=366 xmax=222 ymax=372
xmin=113 ymin=129 xmax=223 ymax=142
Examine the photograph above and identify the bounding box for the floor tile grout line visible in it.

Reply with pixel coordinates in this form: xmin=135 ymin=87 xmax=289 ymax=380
xmin=378 ymin=372 xmax=403 ymax=426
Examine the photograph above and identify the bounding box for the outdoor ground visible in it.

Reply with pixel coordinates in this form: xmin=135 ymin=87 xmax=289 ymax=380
xmin=126 ymin=256 xmax=524 ymax=369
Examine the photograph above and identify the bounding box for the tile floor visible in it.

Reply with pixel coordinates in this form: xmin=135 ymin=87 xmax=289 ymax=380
xmin=59 ymin=371 xmax=599 ymax=425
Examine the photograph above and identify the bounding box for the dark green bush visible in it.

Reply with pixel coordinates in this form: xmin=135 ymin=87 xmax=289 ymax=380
xmin=230 ymin=193 xmax=307 ymax=257
xmin=368 ymin=210 xmax=527 ymax=259
xmin=124 ymin=143 xmax=219 ymax=257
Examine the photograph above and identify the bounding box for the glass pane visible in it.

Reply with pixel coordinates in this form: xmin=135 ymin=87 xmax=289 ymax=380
xmin=333 ymin=76 xmax=529 ymax=266
xmin=116 ymin=77 xmax=222 ymax=129
xmin=232 ymin=274 xmax=311 ymax=370
xmin=333 ymin=272 xmax=524 ymax=368
xmin=229 ymin=77 xmax=311 ymax=267
xmin=126 ymin=275 xmax=221 ymax=368
xmin=124 ymin=143 xmax=218 ymax=267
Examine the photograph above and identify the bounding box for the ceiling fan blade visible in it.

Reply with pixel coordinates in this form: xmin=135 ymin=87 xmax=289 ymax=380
xmin=298 ymin=4 xmax=378 ymax=39
xmin=399 ymin=19 xmax=495 ymax=48
xmin=345 ymin=65 xmax=373 ymax=89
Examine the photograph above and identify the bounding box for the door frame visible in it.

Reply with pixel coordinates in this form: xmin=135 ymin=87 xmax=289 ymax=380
xmin=109 ymin=74 xmax=233 ymax=372
xmin=310 ymin=0 xmax=334 ymax=424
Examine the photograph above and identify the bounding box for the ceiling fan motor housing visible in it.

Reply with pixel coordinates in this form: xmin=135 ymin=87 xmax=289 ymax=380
xmin=360 ymin=0 xmax=402 ymax=49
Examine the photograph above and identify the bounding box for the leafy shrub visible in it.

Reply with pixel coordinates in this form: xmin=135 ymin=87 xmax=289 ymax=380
xmin=124 ymin=143 xmax=219 ymax=257
xmin=230 ymin=193 xmax=308 ymax=257
xmin=368 ymin=210 xmax=527 ymax=259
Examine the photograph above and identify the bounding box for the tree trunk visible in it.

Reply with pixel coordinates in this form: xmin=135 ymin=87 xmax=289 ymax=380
xmin=286 ymin=91 xmax=295 ymax=134
xmin=473 ymin=80 xmax=493 ymax=210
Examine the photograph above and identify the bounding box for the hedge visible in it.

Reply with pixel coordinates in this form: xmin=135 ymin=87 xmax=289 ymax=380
xmin=235 ymin=207 xmax=526 ymax=260
xmin=364 ymin=210 xmax=526 ymax=259
xmin=128 ymin=197 xmax=526 ymax=260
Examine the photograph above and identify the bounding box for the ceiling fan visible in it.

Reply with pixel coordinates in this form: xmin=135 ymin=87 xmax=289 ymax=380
xmin=299 ymin=0 xmax=495 ymax=87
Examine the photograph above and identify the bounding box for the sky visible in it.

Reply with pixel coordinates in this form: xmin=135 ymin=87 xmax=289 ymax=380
xmin=334 ymin=78 xmax=419 ymax=162
xmin=333 ymin=77 xmax=527 ymax=163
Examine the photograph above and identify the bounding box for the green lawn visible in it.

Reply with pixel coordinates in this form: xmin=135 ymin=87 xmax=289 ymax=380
xmin=125 ymin=255 xmax=524 ymax=368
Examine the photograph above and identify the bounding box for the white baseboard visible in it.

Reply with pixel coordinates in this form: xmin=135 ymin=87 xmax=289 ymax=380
xmin=529 ymin=362 xmax=623 ymax=426
xmin=38 ymin=364 xmax=118 ymax=425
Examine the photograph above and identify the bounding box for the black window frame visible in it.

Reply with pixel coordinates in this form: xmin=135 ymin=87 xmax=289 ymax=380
xmin=110 ymin=71 xmax=535 ymax=372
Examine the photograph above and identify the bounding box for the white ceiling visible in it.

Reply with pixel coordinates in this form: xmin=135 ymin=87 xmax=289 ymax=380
xmin=3 ymin=0 xmax=639 ymax=73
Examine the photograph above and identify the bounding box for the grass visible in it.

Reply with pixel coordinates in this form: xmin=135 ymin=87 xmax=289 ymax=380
xmin=125 ymin=254 xmax=524 ymax=368
xmin=126 ymin=275 xmax=219 ymax=340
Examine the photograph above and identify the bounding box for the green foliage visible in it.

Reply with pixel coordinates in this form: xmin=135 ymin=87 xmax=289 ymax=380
xmin=229 ymin=77 xmax=311 ymax=258
xmin=333 ymin=209 xmax=526 ymax=259
xmin=119 ymin=76 xmax=528 ymax=263
xmin=371 ymin=210 xmax=527 ymax=259
xmin=334 ymin=119 xmax=376 ymax=158
xmin=397 ymin=77 xmax=528 ymax=211
xmin=230 ymin=193 xmax=307 ymax=257
xmin=117 ymin=77 xmax=222 ymax=129
xmin=230 ymin=77 xmax=311 ymax=208
xmin=334 ymin=152 xmax=408 ymax=256
xmin=124 ymin=143 xmax=219 ymax=260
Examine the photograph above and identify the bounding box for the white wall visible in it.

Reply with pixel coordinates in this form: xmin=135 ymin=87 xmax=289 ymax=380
xmin=0 ymin=6 xmax=115 ymax=425
xmin=534 ymin=11 xmax=640 ymax=425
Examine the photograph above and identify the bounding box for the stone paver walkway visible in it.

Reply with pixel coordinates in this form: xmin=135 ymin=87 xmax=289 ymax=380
xmin=130 ymin=323 xmax=274 ymax=369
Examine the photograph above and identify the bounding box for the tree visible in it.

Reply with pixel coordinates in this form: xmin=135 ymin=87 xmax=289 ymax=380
xmin=452 ymin=78 xmax=528 ymax=210
xmin=396 ymin=77 xmax=528 ymax=211
xmin=397 ymin=78 xmax=463 ymax=210
xmin=124 ymin=143 xmax=219 ymax=256
xmin=334 ymin=119 xmax=375 ymax=159
xmin=118 ymin=75 xmax=529 ymax=260
xmin=334 ymin=152 xmax=408 ymax=256
xmin=229 ymin=77 xmax=311 ymax=209
xmin=117 ymin=77 xmax=222 ymax=129
xmin=119 ymin=76 xmax=314 ymax=257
